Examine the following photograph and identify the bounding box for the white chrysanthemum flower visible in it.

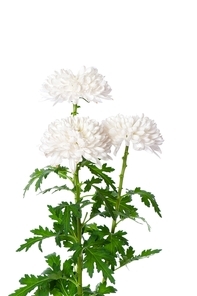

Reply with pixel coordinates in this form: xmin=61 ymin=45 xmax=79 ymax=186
xmin=40 ymin=117 xmax=112 ymax=172
xmin=102 ymin=114 xmax=164 ymax=156
xmin=41 ymin=66 xmax=112 ymax=104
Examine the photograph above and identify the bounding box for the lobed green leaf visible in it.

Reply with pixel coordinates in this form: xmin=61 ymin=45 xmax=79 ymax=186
xmin=119 ymin=247 xmax=162 ymax=268
xmin=96 ymin=282 xmax=117 ymax=294
xmin=17 ymin=226 xmax=55 ymax=252
xmin=9 ymin=274 xmax=50 ymax=296
xmin=84 ymin=247 xmax=115 ymax=284
xmin=80 ymin=159 xmax=116 ymax=191
xmin=128 ymin=187 xmax=162 ymax=217
xmin=23 ymin=166 xmax=70 ymax=197
xmin=45 ymin=253 xmax=61 ymax=272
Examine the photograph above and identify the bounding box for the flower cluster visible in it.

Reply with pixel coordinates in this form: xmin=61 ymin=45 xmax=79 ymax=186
xmin=40 ymin=67 xmax=164 ymax=172
xmin=41 ymin=66 xmax=112 ymax=104
xmin=40 ymin=116 xmax=112 ymax=172
xmin=102 ymin=114 xmax=164 ymax=155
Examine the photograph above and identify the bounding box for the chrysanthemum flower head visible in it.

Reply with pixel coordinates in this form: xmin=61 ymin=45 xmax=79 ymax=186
xmin=102 ymin=114 xmax=164 ymax=156
xmin=41 ymin=66 xmax=112 ymax=105
xmin=40 ymin=117 xmax=112 ymax=172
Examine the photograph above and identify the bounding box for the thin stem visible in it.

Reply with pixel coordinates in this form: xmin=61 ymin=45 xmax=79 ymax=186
xmin=71 ymin=103 xmax=80 ymax=116
xmin=74 ymin=165 xmax=83 ymax=296
xmin=111 ymin=145 xmax=129 ymax=233
xmin=102 ymin=146 xmax=130 ymax=285
xmin=60 ymin=279 xmax=69 ymax=296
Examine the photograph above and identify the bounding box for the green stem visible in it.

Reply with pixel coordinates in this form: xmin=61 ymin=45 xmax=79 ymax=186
xmin=60 ymin=279 xmax=69 ymax=296
xmin=71 ymin=103 xmax=80 ymax=116
xmin=74 ymin=165 xmax=83 ymax=296
xmin=111 ymin=145 xmax=129 ymax=233
xmin=102 ymin=146 xmax=130 ymax=285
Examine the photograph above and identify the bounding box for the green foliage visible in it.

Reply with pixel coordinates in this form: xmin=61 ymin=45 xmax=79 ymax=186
xmin=119 ymin=247 xmax=162 ymax=269
xmin=80 ymin=159 xmax=116 ymax=191
xmin=96 ymin=282 xmax=117 ymax=295
xmin=45 ymin=253 xmax=61 ymax=272
xmin=40 ymin=184 xmax=72 ymax=195
xmin=12 ymin=158 xmax=162 ymax=296
xmin=84 ymin=176 xmax=102 ymax=192
xmin=84 ymin=247 xmax=115 ymax=284
xmin=23 ymin=166 xmax=70 ymax=197
xmin=17 ymin=226 xmax=55 ymax=252
xmin=127 ymin=187 xmax=162 ymax=217
xmin=105 ymin=230 xmax=129 ymax=258
xmin=9 ymin=274 xmax=51 ymax=296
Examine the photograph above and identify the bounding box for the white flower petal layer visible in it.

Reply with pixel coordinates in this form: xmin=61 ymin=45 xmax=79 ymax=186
xmin=40 ymin=117 xmax=112 ymax=172
xmin=102 ymin=114 xmax=164 ymax=155
xmin=41 ymin=66 xmax=112 ymax=104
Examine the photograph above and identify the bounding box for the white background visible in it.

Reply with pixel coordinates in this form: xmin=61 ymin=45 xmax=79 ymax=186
xmin=1 ymin=1 xmax=197 ymax=295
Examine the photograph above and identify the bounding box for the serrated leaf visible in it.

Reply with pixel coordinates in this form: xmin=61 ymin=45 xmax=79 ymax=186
xmin=48 ymin=205 xmax=62 ymax=224
xmin=53 ymin=166 xmax=70 ymax=179
xmin=40 ymin=184 xmax=72 ymax=195
xmin=23 ymin=166 xmax=70 ymax=197
xmin=84 ymin=176 xmax=102 ymax=192
xmin=84 ymin=247 xmax=115 ymax=283
xmin=33 ymin=283 xmax=50 ymax=296
xmin=23 ymin=167 xmax=54 ymax=197
xmin=82 ymin=285 xmax=94 ymax=296
xmin=131 ymin=187 xmax=162 ymax=217
xmin=101 ymin=163 xmax=115 ymax=173
xmin=45 ymin=253 xmax=61 ymax=272
xmin=17 ymin=227 xmax=55 ymax=252
xmin=92 ymin=187 xmax=116 ymax=220
xmin=31 ymin=226 xmax=54 ymax=236
xmin=96 ymin=282 xmax=117 ymax=294
xmin=117 ymin=194 xmax=139 ymax=219
xmin=105 ymin=231 xmax=128 ymax=258
xmin=119 ymin=248 xmax=162 ymax=268
xmin=83 ymin=224 xmax=110 ymax=249
xmin=9 ymin=274 xmax=50 ymax=296
xmin=80 ymin=159 xmax=116 ymax=191
xmin=62 ymin=259 xmax=74 ymax=277
xmin=48 ymin=203 xmax=80 ymax=236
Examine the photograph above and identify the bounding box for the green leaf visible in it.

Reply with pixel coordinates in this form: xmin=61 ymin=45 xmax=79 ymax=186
xmin=105 ymin=231 xmax=128 ymax=258
xmin=23 ymin=166 xmax=70 ymax=197
xmin=80 ymin=159 xmax=116 ymax=191
xmin=50 ymin=288 xmax=63 ymax=296
xmin=82 ymin=285 xmax=94 ymax=296
xmin=130 ymin=187 xmax=162 ymax=217
xmin=45 ymin=253 xmax=61 ymax=272
xmin=40 ymin=184 xmax=72 ymax=195
xmin=62 ymin=205 xmax=71 ymax=235
xmin=91 ymin=187 xmax=116 ymax=220
xmin=101 ymin=163 xmax=115 ymax=173
xmin=48 ymin=205 xmax=62 ymax=224
xmin=119 ymin=247 xmax=162 ymax=268
xmin=68 ymin=243 xmax=83 ymax=263
xmin=33 ymin=283 xmax=50 ymax=296
xmin=55 ymin=279 xmax=77 ymax=296
xmin=117 ymin=194 xmax=139 ymax=219
xmin=9 ymin=274 xmax=50 ymax=296
xmin=23 ymin=167 xmax=54 ymax=197
xmin=84 ymin=247 xmax=115 ymax=283
xmin=96 ymin=282 xmax=117 ymax=294
xmin=62 ymin=259 xmax=74 ymax=278
xmin=17 ymin=226 xmax=55 ymax=252
xmin=84 ymin=176 xmax=102 ymax=192
xmin=83 ymin=224 xmax=110 ymax=249
xmin=53 ymin=166 xmax=70 ymax=179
